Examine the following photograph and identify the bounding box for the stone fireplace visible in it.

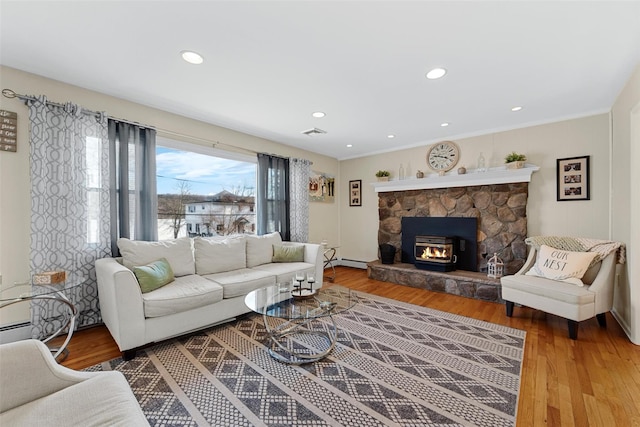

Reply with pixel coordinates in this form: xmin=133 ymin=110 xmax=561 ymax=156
xmin=378 ymin=182 xmax=529 ymax=274
xmin=369 ymin=166 xmax=539 ymax=302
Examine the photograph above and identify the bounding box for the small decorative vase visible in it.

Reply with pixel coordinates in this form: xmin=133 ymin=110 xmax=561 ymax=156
xmin=506 ymin=160 xmax=525 ymax=169
xmin=416 ymin=170 xmax=424 ymax=178
xmin=457 ymin=166 xmax=467 ymax=175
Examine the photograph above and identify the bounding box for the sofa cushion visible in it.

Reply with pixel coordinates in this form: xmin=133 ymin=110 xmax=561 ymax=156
xmin=133 ymin=258 xmax=175 ymax=293
xmin=202 ymin=268 xmax=275 ymax=299
xmin=272 ymin=243 xmax=305 ymax=263
xmin=246 ymin=232 xmax=282 ymax=267
xmin=525 ymin=245 xmax=598 ymax=286
xmin=118 ymin=237 xmax=195 ymax=277
xmin=501 ymin=274 xmax=595 ymax=305
xmin=194 ymin=236 xmax=246 ymax=275
xmin=141 ymin=274 xmax=223 ymax=318
xmin=252 ymin=262 xmax=316 ymax=285
xmin=0 ymin=372 xmax=148 ymax=427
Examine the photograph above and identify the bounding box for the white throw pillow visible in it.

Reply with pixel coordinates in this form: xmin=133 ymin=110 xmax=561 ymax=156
xmin=118 ymin=237 xmax=195 ymax=277
xmin=525 ymin=244 xmax=598 ymax=286
xmin=194 ymin=236 xmax=247 ymax=275
xmin=245 ymin=232 xmax=282 ymax=267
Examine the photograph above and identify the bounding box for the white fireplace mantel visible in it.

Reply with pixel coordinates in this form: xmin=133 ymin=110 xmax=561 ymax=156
xmin=371 ymin=164 xmax=540 ymax=193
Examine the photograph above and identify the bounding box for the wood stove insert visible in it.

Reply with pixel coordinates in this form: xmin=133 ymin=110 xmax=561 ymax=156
xmin=414 ymin=235 xmax=457 ymax=272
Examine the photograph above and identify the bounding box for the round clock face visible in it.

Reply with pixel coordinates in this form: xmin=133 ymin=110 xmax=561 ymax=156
xmin=427 ymin=141 xmax=460 ymax=172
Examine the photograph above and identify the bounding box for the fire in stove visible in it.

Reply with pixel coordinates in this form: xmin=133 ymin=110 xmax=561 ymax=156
xmin=420 ymin=246 xmax=449 ymax=260
xmin=414 ymin=235 xmax=457 ymax=272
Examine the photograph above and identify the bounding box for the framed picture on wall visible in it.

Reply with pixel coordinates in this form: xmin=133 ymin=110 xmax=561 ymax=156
xmin=557 ymin=155 xmax=590 ymax=201
xmin=349 ymin=179 xmax=362 ymax=206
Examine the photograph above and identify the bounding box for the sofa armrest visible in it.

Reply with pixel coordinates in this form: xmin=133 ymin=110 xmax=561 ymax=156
xmin=95 ymin=257 xmax=146 ymax=351
xmin=513 ymin=249 xmax=537 ymax=275
xmin=0 ymin=340 xmax=98 ymax=412
xmin=586 ymin=252 xmax=617 ymax=313
xmin=302 ymin=243 xmax=324 ymax=284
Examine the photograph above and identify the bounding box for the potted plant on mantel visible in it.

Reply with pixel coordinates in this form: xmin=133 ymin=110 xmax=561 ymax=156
xmin=504 ymin=152 xmax=527 ymax=169
xmin=375 ymin=170 xmax=390 ymax=181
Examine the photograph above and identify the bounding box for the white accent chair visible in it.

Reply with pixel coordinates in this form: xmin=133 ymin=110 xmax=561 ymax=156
xmin=0 ymin=339 xmax=149 ymax=426
xmin=500 ymin=247 xmax=617 ymax=340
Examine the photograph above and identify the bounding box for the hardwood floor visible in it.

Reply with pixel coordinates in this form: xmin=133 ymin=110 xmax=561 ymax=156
xmin=57 ymin=266 xmax=640 ymax=427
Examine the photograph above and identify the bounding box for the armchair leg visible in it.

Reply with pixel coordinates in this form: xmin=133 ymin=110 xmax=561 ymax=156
xmin=568 ymin=320 xmax=579 ymax=340
xmin=505 ymin=301 xmax=514 ymax=317
xmin=596 ymin=313 xmax=607 ymax=328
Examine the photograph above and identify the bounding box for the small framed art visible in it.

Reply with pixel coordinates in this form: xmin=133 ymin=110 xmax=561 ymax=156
xmin=557 ymin=155 xmax=590 ymax=201
xmin=349 ymin=179 xmax=362 ymax=206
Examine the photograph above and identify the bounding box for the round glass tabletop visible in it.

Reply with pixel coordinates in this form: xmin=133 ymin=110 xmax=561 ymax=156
xmin=245 ymin=284 xmax=356 ymax=321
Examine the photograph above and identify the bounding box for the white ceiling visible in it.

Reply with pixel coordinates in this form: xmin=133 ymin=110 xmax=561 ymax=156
xmin=2 ymin=1 xmax=640 ymax=160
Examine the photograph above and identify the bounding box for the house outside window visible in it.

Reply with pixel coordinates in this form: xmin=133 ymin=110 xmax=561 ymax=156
xmin=156 ymin=139 xmax=256 ymax=240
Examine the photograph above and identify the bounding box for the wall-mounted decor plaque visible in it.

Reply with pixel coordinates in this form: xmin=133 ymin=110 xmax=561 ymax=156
xmin=0 ymin=110 xmax=17 ymax=152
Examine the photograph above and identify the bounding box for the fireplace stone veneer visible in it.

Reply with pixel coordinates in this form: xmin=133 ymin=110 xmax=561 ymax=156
xmin=377 ymin=182 xmax=530 ymax=274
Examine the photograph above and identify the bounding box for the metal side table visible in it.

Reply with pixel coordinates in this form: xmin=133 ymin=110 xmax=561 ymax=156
xmin=0 ymin=280 xmax=81 ymax=361
xmin=323 ymin=245 xmax=339 ymax=282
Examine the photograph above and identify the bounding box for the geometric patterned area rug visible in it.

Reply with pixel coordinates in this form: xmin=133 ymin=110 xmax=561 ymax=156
xmin=88 ymin=290 xmax=525 ymax=426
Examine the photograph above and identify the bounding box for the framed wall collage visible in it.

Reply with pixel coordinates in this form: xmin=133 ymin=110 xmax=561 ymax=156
xmin=556 ymin=155 xmax=590 ymax=201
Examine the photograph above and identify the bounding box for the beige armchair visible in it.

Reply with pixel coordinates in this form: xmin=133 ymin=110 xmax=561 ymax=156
xmin=501 ymin=246 xmax=617 ymax=340
xmin=0 ymin=339 xmax=149 ymax=426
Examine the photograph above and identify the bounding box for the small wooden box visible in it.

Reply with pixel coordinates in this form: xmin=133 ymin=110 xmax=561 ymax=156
xmin=33 ymin=271 xmax=67 ymax=285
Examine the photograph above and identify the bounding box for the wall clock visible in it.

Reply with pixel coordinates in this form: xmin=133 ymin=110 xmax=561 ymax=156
xmin=427 ymin=141 xmax=460 ymax=174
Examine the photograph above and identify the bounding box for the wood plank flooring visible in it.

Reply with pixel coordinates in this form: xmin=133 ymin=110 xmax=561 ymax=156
xmin=56 ymin=266 xmax=640 ymax=427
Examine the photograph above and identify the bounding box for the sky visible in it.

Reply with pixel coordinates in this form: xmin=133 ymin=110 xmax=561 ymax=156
xmin=156 ymin=147 xmax=256 ymax=196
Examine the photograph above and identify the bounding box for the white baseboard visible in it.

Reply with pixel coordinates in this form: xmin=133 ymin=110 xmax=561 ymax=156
xmin=0 ymin=322 xmax=31 ymax=344
xmin=611 ymin=308 xmax=639 ymax=345
xmin=338 ymin=258 xmax=368 ymax=269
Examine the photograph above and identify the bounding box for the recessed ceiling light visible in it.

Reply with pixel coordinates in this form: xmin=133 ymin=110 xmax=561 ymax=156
xmin=181 ymin=50 xmax=204 ymax=64
xmin=511 ymin=106 xmax=523 ymax=112
xmin=387 ymin=134 xmax=396 ymax=139
xmin=440 ymin=122 xmax=449 ymax=127
xmin=426 ymin=68 xmax=447 ymax=79
xmin=346 ymin=144 xmax=353 ymax=148
xmin=312 ymin=111 xmax=326 ymax=118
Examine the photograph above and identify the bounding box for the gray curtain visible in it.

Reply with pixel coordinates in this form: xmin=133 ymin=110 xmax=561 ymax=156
xmin=26 ymin=96 xmax=111 ymax=337
xmin=289 ymin=158 xmax=311 ymax=242
xmin=257 ymin=153 xmax=290 ymax=240
xmin=108 ymin=120 xmax=158 ymax=255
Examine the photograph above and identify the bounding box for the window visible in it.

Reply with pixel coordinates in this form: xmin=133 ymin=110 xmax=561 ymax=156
xmin=85 ymin=136 xmax=103 ymax=244
xmin=156 ymin=138 xmax=257 ymax=239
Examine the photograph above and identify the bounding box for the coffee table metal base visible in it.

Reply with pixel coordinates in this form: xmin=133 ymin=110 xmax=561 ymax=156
xmin=263 ymin=312 xmax=337 ymax=364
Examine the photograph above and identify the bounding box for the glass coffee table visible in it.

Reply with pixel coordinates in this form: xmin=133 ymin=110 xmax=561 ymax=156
xmin=244 ymin=284 xmax=356 ymax=364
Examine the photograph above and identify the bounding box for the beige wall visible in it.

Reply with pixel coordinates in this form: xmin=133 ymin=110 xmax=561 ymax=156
xmin=611 ymin=63 xmax=640 ymax=344
xmin=2 ymin=64 xmax=637 ymax=343
xmin=339 ymin=114 xmax=611 ymax=263
xmin=0 ymin=66 xmax=340 ymax=324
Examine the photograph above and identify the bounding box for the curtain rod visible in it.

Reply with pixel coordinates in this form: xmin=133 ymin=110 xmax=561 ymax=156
xmin=2 ymin=88 xmax=302 ymax=160
xmin=2 ymin=88 xmax=107 ymax=120
xmin=2 ymin=88 xmax=156 ymax=130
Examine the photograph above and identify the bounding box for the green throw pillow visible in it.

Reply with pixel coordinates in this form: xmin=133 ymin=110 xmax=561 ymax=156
xmin=272 ymin=244 xmax=305 ymax=263
xmin=133 ymin=258 xmax=175 ymax=293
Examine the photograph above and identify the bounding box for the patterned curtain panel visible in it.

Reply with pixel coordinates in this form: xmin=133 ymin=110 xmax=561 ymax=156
xmin=107 ymin=120 xmax=158 ymax=256
xmin=289 ymin=158 xmax=311 ymax=242
xmin=256 ymin=153 xmax=290 ymax=239
xmin=27 ymin=96 xmax=111 ymax=338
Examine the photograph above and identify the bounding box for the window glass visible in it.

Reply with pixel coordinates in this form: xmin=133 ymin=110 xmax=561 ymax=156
xmin=156 ymin=141 xmax=256 ymax=240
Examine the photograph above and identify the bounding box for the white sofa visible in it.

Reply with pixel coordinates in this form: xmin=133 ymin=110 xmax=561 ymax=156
xmin=0 ymin=339 xmax=149 ymax=426
xmin=96 ymin=232 xmax=323 ymax=358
